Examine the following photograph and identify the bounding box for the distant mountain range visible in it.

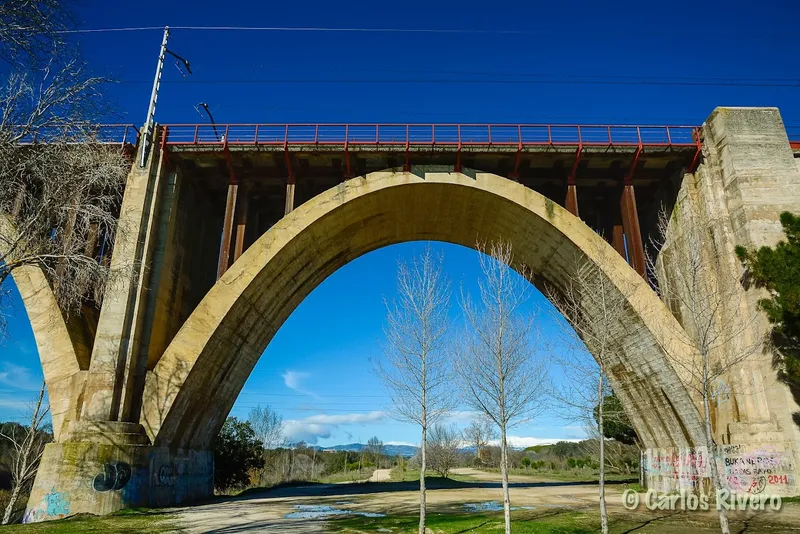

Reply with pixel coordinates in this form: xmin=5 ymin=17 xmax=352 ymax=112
xmin=316 ymin=443 xmax=419 ymax=457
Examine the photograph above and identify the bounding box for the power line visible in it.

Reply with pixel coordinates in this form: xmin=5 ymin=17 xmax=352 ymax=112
xmin=54 ymin=25 xmax=796 ymax=40
xmin=58 ymin=26 xmax=536 ymax=35
xmin=112 ymin=77 xmax=800 ymax=88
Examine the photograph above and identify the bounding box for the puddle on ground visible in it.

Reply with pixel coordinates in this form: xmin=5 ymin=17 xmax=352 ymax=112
xmin=463 ymin=502 xmax=536 ymax=512
xmin=285 ymin=504 xmax=386 ymax=520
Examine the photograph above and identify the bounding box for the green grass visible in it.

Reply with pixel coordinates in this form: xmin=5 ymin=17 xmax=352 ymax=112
xmin=0 ymin=509 xmax=175 ymax=533
xmin=324 ymin=507 xmax=794 ymax=534
xmin=327 ymin=510 xmax=608 ymax=534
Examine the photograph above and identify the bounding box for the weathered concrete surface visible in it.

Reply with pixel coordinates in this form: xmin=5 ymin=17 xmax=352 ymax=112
xmin=142 ymin=170 xmax=706 ymax=453
xmin=25 ymin=424 xmax=211 ymax=523
xmin=1 ymin=215 xmax=81 ymax=441
xmin=81 ymin=134 xmax=169 ymax=424
xmin=653 ymin=108 xmax=800 ymax=495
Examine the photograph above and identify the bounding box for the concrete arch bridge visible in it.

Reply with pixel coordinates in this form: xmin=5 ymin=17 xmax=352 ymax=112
xmin=6 ymin=107 xmax=800 ymax=520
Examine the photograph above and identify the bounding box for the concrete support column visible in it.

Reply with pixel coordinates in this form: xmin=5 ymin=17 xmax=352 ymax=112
xmin=699 ymin=107 xmax=800 ymax=444
xmin=285 ymin=181 xmax=296 ymax=215
xmin=620 ymin=184 xmax=646 ymax=277
xmin=80 ymin=126 xmax=169 ymax=423
xmin=233 ymin=185 xmax=249 ymax=262
xmin=564 ymin=184 xmax=579 ymax=217
xmin=217 ymin=182 xmax=238 ymax=279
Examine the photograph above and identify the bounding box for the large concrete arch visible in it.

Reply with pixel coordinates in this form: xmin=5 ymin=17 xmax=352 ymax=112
xmin=141 ymin=171 xmax=706 ymax=451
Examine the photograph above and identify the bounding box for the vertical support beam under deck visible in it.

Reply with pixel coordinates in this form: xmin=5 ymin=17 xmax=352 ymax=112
xmin=233 ymin=185 xmax=249 ymax=262
xmin=217 ymin=183 xmax=238 ymax=279
xmin=620 ymin=185 xmax=646 ymax=277
xmin=285 ymin=182 xmax=296 ymax=215
xmin=565 ymin=185 xmax=579 ymax=217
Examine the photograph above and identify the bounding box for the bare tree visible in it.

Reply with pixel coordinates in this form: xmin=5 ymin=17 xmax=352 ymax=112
xmin=651 ymin=190 xmax=762 ymax=534
xmin=0 ymin=0 xmax=70 ymax=68
xmin=462 ymin=417 xmax=496 ymax=464
xmin=366 ymin=436 xmax=384 ymax=469
xmin=455 ymin=241 xmax=550 ymax=534
xmin=427 ymin=423 xmax=461 ymax=479
xmin=373 ymin=246 xmax=453 ymax=534
xmin=0 ymin=1 xmax=128 ymax=334
xmin=0 ymin=381 xmax=51 ymax=524
xmin=247 ymin=405 xmax=284 ymax=485
xmin=546 ymin=249 xmax=637 ymax=534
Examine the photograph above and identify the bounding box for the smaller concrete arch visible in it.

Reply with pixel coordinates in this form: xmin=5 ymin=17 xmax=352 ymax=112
xmin=141 ymin=171 xmax=706 ymax=453
xmin=1 ymin=216 xmax=83 ymax=440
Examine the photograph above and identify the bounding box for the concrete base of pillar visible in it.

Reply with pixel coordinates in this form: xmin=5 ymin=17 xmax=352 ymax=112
xmin=24 ymin=426 xmax=212 ymax=523
xmin=643 ymin=443 xmax=800 ymax=496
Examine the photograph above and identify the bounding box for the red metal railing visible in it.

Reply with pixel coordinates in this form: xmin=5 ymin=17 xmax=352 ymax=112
xmin=14 ymin=124 xmax=140 ymax=145
xmin=161 ymin=123 xmax=702 ymax=147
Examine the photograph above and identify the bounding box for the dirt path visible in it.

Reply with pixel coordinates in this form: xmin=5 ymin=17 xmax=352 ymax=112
xmin=173 ymin=475 xmax=800 ymax=533
xmin=369 ymin=468 xmax=392 ymax=482
xmin=175 ymin=477 xmax=616 ymax=532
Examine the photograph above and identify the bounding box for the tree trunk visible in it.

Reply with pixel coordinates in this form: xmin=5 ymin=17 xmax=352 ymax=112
xmin=500 ymin=426 xmax=511 ymax=534
xmin=703 ymin=380 xmax=730 ymax=534
xmin=419 ymin=424 xmax=427 ymax=534
xmin=2 ymin=483 xmax=21 ymax=525
xmin=598 ymin=376 xmax=608 ymax=534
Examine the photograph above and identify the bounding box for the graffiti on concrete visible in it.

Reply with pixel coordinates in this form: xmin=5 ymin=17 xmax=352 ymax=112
xmin=155 ymin=465 xmax=175 ymax=487
xmin=644 ymin=446 xmax=710 ymax=490
xmin=93 ymin=461 xmax=132 ymax=492
xmin=644 ymin=444 xmax=797 ymax=495
xmin=23 ymin=487 xmax=71 ymax=523
xmin=719 ymin=444 xmax=795 ymax=494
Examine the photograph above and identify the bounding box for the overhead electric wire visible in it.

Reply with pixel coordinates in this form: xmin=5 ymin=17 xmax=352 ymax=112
xmin=55 ymin=25 xmax=793 ymax=39
xmin=57 ymin=26 xmax=535 ymax=35
xmin=112 ymin=77 xmax=800 ymax=88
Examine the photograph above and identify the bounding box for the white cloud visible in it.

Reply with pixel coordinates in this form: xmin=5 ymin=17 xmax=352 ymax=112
xmin=281 ymin=370 xmax=319 ymax=398
xmin=282 ymin=370 xmax=309 ymax=391
xmin=282 ymin=411 xmax=389 ymax=445
xmin=385 ymin=441 xmax=416 ymax=447
xmin=303 ymin=411 xmax=387 ymax=425
xmin=0 ymin=363 xmax=42 ymax=392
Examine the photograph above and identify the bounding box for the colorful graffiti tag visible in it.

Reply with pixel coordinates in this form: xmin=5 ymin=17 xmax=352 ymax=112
xmin=23 ymin=487 xmax=71 ymax=523
xmin=644 ymin=443 xmax=797 ymax=496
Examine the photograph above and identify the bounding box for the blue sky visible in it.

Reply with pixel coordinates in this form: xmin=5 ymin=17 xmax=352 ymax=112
xmin=1 ymin=0 xmax=799 ymax=445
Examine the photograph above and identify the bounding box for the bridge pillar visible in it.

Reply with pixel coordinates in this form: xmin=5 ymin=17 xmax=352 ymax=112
xmin=646 ymin=107 xmax=800 ymax=496
xmin=26 ymin=126 xmax=215 ymax=521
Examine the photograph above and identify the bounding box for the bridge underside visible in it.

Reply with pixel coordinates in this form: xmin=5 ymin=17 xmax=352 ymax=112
xmin=170 ymin=139 xmax=698 ymax=269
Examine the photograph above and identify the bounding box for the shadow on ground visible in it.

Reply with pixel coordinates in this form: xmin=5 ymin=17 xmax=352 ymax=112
xmin=232 ymin=477 xmax=636 ymax=501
